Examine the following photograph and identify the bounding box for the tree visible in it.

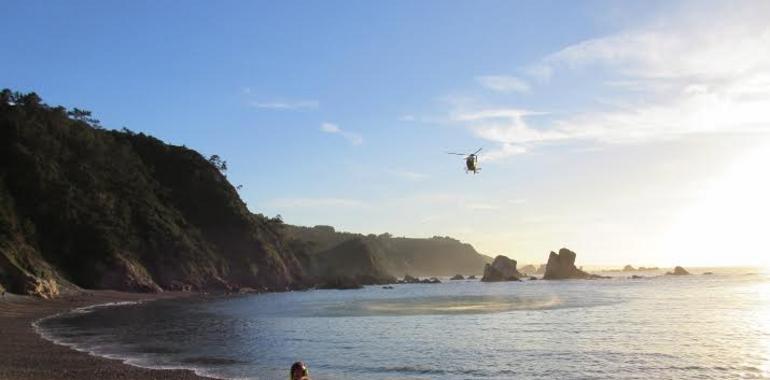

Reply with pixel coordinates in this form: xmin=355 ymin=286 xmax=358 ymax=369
xmin=208 ymin=154 xmax=228 ymax=174
xmin=18 ymin=92 xmax=42 ymax=107
xmin=0 ymin=89 xmax=12 ymax=105
xmin=68 ymin=108 xmax=101 ymax=128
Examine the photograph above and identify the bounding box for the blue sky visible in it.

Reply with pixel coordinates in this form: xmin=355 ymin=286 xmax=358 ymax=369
xmin=4 ymin=1 xmax=770 ymax=266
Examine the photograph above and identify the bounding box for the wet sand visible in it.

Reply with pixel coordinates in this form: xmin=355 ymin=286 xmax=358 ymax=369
xmin=0 ymin=290 xmax=212 ymax=380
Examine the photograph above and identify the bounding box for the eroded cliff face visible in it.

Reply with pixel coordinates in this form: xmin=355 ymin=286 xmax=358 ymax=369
xmin=0 ymin=91 xmax=308 ymax=296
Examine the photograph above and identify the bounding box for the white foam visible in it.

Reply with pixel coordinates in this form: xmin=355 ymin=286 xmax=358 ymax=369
xmin=31 ymin=300 xmax=238 ymax=380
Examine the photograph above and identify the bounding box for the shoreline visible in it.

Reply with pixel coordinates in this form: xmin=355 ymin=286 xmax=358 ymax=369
xmin=0 ymin=290 xmax=214 ymax=380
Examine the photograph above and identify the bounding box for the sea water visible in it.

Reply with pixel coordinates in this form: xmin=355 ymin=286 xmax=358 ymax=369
xmin=36 ymin=269 xmax=770 ymax=379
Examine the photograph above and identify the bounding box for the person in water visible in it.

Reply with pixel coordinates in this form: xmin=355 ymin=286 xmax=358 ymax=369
xmin=290 ymin=361 xmax=310 ymax=380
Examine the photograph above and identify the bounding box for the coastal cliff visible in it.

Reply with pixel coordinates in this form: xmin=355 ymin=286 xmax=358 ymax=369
xmin=287 ymin=225 xmax=490 ymax=277
xmin=0 ymin=90 xmax=490 ymax=296
xmin=0 ymin=90 xmax=307 ymax=296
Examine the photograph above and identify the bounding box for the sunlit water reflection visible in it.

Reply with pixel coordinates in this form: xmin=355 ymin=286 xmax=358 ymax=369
xmin=37 ymin=269 xmax=770 ymax=379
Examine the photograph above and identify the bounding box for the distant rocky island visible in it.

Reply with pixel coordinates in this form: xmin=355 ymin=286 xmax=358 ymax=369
xmin=0 ymin=90 xmax=490 ymax=298
xmin=623 ymin=265 xmax=660 ymax=272
xmin=480 ymin=248 xmax=609 ymax=282
xmin=481 ymin=256 xmax=521 ymax=282
xmin=543 ymin=248 xmax=607 ymax=280
xmin=666 ymin=266 xmax=691 ymax=276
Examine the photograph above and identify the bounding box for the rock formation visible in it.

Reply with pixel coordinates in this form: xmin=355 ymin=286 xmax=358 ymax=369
xmin=398 ymin=274 xmax=441 ymax=284
xmin=622 ymin=265 xmax=636 ymax=272
xmin=450 ymin=274 xmax=464 ymax=280
xmin=666 ymin=266 xmax=690 ymax=276
xmin=481 ymin=255 xmax=521 ymax=282
xmin=542 ymin=248 xmax=600 ymax=280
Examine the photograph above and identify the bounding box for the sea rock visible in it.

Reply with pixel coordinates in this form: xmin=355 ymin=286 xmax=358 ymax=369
xmin=630 ymin=275 xmax=645 ymax=279
xmin=402 ymin=274 xmax=420 ymax=283
xmin=481 ymin=255 xmax=521 ymax=282
xmin=703 ymin=272 xmax=714 ymax=275
xmin=450 ymin=274 xmax=465 ymax=280
xmin=542 ymin=248 xmax=601 ymax=280
xmin=622 ymin=265 xmax=636 ymax=272
xmin=535 ymin=264 xmax=547 ymax=274
xmin=666 ymin=266 xmax=690 ymax=276
xmin=528 ymin=276 xmax=538 ymax=281
xmin=398 ymin=275 xmax=441 ymax=284
xmin=467 ymin=275 xmax=477 ymax=280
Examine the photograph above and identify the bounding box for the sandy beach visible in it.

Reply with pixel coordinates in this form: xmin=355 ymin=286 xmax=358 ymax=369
xmin=0 ymin=290 xmax=212 ymax=380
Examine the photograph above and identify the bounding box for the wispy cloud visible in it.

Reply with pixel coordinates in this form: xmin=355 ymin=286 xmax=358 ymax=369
xmin=249 ymin=99 xmax=319 ymax=110
xmin=537 ymin=7 xmax=770 ymax=144
xmin=446 ymin=107 xmax=550 ymax=161
xmin=476 ymin=75 xmax=530 ymax=93
xmin=449 ymin=3 xmax=770 ymax=159
xmin=241 ymin=87 xmax=319 ymax=110
xmin=320 ymin=122 xmax=364 ymax=145
xmin=320 ymin=122 xmax=340 ymax=133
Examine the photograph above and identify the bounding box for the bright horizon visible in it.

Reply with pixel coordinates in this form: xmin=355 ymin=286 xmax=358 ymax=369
xmin=3 ymin=1 xmax=770 ymax=268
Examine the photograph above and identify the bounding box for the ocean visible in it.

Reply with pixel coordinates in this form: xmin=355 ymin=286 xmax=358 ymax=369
xmin=35 ymin=269 xmax=770 ymax=379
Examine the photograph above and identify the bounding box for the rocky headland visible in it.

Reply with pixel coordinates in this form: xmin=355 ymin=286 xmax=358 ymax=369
xmin=0 ymin=90 xmax=485 ymax=297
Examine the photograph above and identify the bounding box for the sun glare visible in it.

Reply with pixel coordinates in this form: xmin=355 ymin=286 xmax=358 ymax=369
xmin=666 ymin=141 xmax=770 ymax=268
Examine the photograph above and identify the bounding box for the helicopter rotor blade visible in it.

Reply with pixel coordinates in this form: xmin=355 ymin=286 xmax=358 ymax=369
xmin=446 ymin=152 xmax=468 ymax=156
xmin=473 ymin=148 xmax=483 ymax=155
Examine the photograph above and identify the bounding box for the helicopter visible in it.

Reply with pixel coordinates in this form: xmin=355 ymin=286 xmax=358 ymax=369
xmin=447 ymin=148 xmax=482 ymax=174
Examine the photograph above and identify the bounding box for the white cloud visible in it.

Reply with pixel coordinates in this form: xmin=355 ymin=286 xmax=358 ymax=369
xmin=449 ymin=3 xmax=770 ymax=159
xmin=539 ymin=10 xmax=770 ymax=143
xmin=476 ymin=75 xmax=530 ymax=93
xmin=481 ymin=143 xmax=528 ymax=161
xmin=320 ymin=122 xmax=341 ymax=133
xmin=447 ymin=107 xmax=551 ymax=161
xmin=320 ymin=122 xmax=364 ymax=145
xmin=249 ymin=99 xmax=319 ymax=110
